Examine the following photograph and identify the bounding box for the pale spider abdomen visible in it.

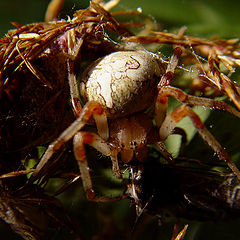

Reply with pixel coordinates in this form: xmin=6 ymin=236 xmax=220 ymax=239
xmin=80 ymin=50 xmax=164 ymax=118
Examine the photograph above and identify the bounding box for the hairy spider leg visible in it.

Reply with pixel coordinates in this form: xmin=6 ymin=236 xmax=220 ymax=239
xmin=146 ymin=127 xmax=175 ymax=163
xmin=31 ymin=101 xmax=109 ymax=180
xmin=155 ymin=47 xmax=240 ymax=127
xmin=154 ymin=141 xmax=175 ymax=163
xmin=154 ymin=48 xmax=240 ymax=179
xmin=67 ymin=22 xmax=101 ymax=117
xmin=156 ymin=85 xmax=240 ymax=153
xmin=73 ymin=131 xmax=124 ymax=201
xmin=67 ymin=59 xmax=82 ymax=117
xmin=155 ymin=47 xmax=182 ymax=127
xmin=159 ymin=86 xmax=240 ymax=119
xmin=66 ymin=24 xmax=87 ymax=118
xmin=159 ymin=104 xmax=240 ymax=180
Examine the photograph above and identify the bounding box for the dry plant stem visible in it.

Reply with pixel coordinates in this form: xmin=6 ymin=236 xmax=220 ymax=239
xmin=171 ymin=223 xmax=188 ymax=240
xmin=124 ymin=34 xmax=240 ymax=111
xmin=174 ymin=225 xmax=188 ymax=240
xmin=15 ymin=39 xmax=53 ymax=88
xmin=101 ymin=0 xmax=120 ymax=11
xmin=0 ymin=170 xmax=34 ymax=179
xmin=208 ymin=50 xmax=240 ymax=111
xmin=45 ymin=0 xmax=64 ymax=22
xmin=220 ymin=74 xmax=240 ymax=111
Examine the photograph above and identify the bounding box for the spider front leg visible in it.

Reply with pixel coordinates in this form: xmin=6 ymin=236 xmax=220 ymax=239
xmin=155 ymin=47 xmax=182 ymax=126
xmin=67 ymin=59 xmax=82 ymax=117
xmin=66 ymin=22 xmax=88 ymax=117
xmin=31 ymin=101 xmax=109 ymax=180
xmin=73 ymin=131 xmax=123 ymax=202
xmin=159 ymin=104 xmax=240 ymax=180
xmin=158 ymin=85 xmax=240 ymax=119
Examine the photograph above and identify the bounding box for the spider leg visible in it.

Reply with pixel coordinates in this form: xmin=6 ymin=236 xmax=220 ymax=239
xmin=171 ymin=127 xmax=187 ymax=153
xmin=67 ymin=59 xmax=82 ymax=117
xmin=66 ymin=16 xmax=94 ymax=118
xmin=66 ymin=24 xmax=85 ymax=118
xmin=110 ymin=150 xmax=122 ymax=178
xmin=158 ymin=47 xmax=182 ymax=88
xmin=73 ymin=131 xmax=124 ymax=202
xmin=159 ymin=104 xmax=240 ymax=180
xmin=156 ymin=85 xmax=240 ymax=161
xmin=74 ymin=130 xmax=122 ymax=178
xmin=155 ymin=47 xmax=240 ymax=127
xmin=155 ymin=141 xmax=174 ymax=163
xmin=159 ymin=86 xmax=240 ymax=118
xmin=147 ymin=127 xmax=174 ymax=163
xmin=155 ymin=47 xmax=182 ymax=126
xmin=31 ymin=101 xmax=108 ymax=180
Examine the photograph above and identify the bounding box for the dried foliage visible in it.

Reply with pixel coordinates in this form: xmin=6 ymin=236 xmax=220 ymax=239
xmin=0 ymin=182 xmax=78 ymax=240
xmin=0 ymin=0 xmax=240 ymax=239
xmin=125 ymin=32 xmax=240 ymax=109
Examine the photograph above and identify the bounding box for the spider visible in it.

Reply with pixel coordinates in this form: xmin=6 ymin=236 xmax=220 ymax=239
xmin=32 ymin=46 xmax=240 ymax=202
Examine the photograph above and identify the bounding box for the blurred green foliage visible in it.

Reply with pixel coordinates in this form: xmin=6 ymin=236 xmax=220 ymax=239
xmin=120 ymin=0 xmax=240 ymax=37
xmin=1 ymin=0 xmax=240 ymax=240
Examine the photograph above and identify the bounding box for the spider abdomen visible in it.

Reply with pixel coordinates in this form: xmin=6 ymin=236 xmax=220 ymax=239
xmin=80 ymin=50 xmax=164 ymax=118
